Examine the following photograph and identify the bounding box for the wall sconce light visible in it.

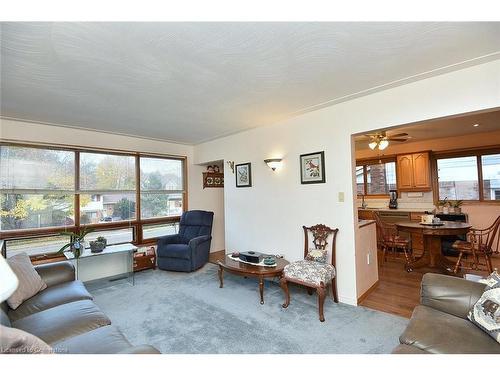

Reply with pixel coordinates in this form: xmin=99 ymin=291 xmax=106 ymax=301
xmin=264 ymin=158 xmax=283 ymax=171
xmin=226 ymin=161 xmax=235 ymax=174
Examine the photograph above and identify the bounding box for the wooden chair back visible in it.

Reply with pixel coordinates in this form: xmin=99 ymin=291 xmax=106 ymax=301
xmin=373 ymin=212 xmax=398 ymax=243
xmin=471 ymin=215 xmax=500 ymax=255
xmin=302 ymin=224 xmax=339 ymax=267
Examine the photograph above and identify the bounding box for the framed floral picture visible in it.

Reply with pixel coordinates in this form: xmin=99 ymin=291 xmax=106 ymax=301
xmin=300 ymin=151 xmax=325 ymax=184
xmin=235 ymin=162 xmax=252 ymax=187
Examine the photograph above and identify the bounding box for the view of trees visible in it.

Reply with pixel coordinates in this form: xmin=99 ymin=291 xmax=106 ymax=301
xmin=0 ymin=145 xmax=184 ymax=231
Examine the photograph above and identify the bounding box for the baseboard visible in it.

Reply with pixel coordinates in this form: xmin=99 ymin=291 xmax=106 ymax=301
xmin=210 ymin=249 xmax=225 ymax=254
xmin=356 ymin=280 xmax=380 ymax=305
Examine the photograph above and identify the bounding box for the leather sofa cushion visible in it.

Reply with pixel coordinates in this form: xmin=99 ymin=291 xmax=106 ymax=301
xmin=400 ymin=305 xmax=500 ymax=354
xmin=12 ymin=299 xmax=110 ymax=345
xmin=158 ymin=243 xmax=191 ymax=259
xmin=8 ymin=281 xmax=93 ymax=322
xmin=53 ymin=325 xmax=131 ymax=354
xmin=391 ymin=344 xmax=429 ymax=354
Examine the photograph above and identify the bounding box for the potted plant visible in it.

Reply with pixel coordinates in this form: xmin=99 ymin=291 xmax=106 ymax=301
xmin=452 ymin=200 xmax=464 ymax=214
xmin=90 ymin=236 xmax=107 ymax=253
xmin=437 ymin=198 xmax=449 ymax=214
xmin=57 ymin=227 xmax=95 ymax=258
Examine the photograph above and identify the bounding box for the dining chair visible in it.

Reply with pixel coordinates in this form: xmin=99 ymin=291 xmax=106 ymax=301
xmin=373 ymin=212 xmax=413 ymax=267
xmin=280 ymin=224 xmax=338 ymax=322
xmin=451 ymin=215 xmax=500 ymax=274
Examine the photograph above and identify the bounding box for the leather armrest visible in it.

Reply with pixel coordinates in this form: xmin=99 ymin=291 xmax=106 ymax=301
xmin=34 ymin=261 xmax=75 ymax=287
xmin=117 ymin=345 xmax=161 ymax=354
xmin=420 ymin=273 xmax=486 ymax=319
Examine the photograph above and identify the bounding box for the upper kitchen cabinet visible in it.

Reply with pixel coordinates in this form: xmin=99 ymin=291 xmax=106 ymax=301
xmin=396 ymin=152 xmax=431 ymax=191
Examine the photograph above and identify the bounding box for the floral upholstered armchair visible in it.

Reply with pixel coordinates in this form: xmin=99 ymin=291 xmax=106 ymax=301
xmin=280 ymin=224 xmax=339 ymax=322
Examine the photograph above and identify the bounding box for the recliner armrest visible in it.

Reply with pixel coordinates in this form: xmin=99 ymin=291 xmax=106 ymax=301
xmin=34 ymin=261 xmax=75 ymax=287
xmin=117 ymin=345 xmax=161 ymax=354
xmin=420 ymin=273 xmax=486 ymax=319
xmin=188 ymin=235 xmax=211 ymax=249
xmin=157 ymin=234 xmax=182 ymax=248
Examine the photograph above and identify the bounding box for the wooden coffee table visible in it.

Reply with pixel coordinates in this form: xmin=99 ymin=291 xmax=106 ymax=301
xmin=217 ymin=255 xmax=289 ymax=304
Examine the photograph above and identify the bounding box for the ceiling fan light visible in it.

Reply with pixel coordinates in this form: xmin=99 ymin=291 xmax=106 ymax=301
xmin=378 ymin=139 xmax=389 ymax=150
xmin=368 ymin=141 xmax=378 ymax=150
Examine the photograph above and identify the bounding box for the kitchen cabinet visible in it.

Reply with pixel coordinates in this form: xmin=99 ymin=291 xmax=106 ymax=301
xmin=358 ymin=210 xmax=375 ymax=220
xmin=396 ymin=152 xmax=431 ymax=191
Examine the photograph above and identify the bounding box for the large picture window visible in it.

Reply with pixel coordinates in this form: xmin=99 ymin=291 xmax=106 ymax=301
xmin=0 ymin=143 xmax=186 ymax=257
xmin=79 ymin=152 xmax=137 ymax=224
xmin=436 ymin=150 xmax=499 ymax=202
xmin=140 ymin=157 xmax=184 ymax=218
xmin=0 ymin=146 xmax=75 ymax=231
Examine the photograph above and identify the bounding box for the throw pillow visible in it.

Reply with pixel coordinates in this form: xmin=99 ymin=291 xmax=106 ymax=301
xmin=305 ymin=248 xmax=327 ymax=263
xmin=468 ymin=272 xmax=500 ymax=344
xmin=0 ymin=325 xmax=53 ymax=354
xmin=478 ymin=270 xmax=500 ymax=289
xmin=6 ymin=253 xmax=47 ymax=310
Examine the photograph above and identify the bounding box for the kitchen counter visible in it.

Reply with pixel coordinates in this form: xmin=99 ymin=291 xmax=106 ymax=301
xmin=358 ymin=207 xmax=434 ymax=213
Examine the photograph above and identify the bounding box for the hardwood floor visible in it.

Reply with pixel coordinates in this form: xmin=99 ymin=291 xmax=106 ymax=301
xmin=360 ymin=250 xmax=499 ymax=318
xmin=209 ymin=250 xmax=225 ymax=264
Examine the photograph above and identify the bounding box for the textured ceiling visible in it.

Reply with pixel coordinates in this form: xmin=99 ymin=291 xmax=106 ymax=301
xmin=354 ymin=109 xmax=500 ymax=150
xmin=1 ymin=22 xmax=500 ymax=144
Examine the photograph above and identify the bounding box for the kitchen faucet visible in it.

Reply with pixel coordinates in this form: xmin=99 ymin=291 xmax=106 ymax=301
xmin=360 ymin=194 xmax=368 ymax=209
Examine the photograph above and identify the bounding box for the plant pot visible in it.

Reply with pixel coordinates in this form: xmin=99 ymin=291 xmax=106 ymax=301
xmin=442 ymin=207 xmax=449 ymax=214
xmin=90 ymin=241 xmax=106 ymax=253
xmin=448 ymin=207 xmax=455 ymax=214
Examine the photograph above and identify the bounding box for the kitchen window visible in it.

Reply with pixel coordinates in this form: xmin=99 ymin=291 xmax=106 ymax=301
xmin=356 ymin=159 xmax=397 ymax=196
xmin=436 ymin=150 xmax=500 ymax=202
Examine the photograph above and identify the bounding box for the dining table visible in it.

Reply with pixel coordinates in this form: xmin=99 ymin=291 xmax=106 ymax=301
xmin=395 ymin=221 xmax=472 ymax=272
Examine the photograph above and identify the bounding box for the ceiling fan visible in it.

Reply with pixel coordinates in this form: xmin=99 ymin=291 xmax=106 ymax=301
xmin=364 ymin=131 xmax=410 ymax=150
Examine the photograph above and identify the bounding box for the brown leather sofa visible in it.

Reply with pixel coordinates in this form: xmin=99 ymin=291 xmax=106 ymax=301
xmin=393 ymin=273 xmax=500 ymax=354
xmin=1 ymin=261 xmax=159 ymax=354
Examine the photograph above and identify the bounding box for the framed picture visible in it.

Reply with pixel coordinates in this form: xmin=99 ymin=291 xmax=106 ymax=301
xmin=235 ymin=162 xmax=252 ymax=187
xmin=300 ymin=151 xmax=326 ymax=184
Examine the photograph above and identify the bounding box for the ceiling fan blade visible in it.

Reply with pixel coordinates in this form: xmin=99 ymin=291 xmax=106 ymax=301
xmin=388 ymin=138 xmax=408 ymax=142
xmin=388 ymin=133 xmax=408 ymax=138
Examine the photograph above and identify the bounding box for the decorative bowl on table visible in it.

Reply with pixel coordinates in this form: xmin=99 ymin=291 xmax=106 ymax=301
xmin=263 ymin=256 xmax=276 ymax=266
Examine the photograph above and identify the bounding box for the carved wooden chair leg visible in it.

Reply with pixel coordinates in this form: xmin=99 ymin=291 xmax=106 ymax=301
xmin=485 ymin=252 xmax=493 ymax=274
xmin=453 ymin=252 xmax=463 ymax=274
xmin=317 ymin=283 xmax=326 ymax=322
xmin=280 ymin=277 xmax=290 ymax=308
xmin=331 ymin=277 xmax=338 ymax=303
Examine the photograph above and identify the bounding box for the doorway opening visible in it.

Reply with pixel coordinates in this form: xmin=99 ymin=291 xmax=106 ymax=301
xmin=352 ymin=107 xmax=500 ymax=318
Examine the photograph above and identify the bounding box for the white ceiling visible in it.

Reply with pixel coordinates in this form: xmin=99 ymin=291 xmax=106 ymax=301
xmin=354 ymin=109 xmax=500 ymax=150
xmin=1 ymin=22 xmax=500 ymax=144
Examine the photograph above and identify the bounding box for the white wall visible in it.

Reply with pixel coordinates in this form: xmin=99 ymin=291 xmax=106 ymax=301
xmin=0 ymin=118 xmax=225 ymax=253
xmin=194 ymin=59 xmax=500 ymax=305
xmin=355 ymin=222 xmax=378 ymax=299
xmin=189 ymin=162 xmax=225 ymax=252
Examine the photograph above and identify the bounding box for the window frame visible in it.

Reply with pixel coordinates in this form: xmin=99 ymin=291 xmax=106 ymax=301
xmin=356 ymin=157 xmax=397 ymax=198
xmin=0 ymin=142 xmax=187 ymax=257
xmin=432 ymin=146 xmax=500 ymax=204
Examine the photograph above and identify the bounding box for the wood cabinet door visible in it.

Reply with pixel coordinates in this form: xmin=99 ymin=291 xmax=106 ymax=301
xmin=397 ymin=154 xmax=414 ymax=190
xmin=412 ymin=152 xmax=431 ymax=190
